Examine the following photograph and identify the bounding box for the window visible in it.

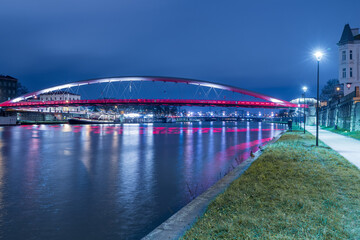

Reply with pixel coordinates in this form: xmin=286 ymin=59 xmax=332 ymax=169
xmin=350 ymin=68 xmax=353 ymax=77
xmin=350 ymin=50 xmax=353 ymax=60
xmin=342 ymin=51 xmax=346 ymax=61
xmin=342 ymin=68 xmax=346 ymax=78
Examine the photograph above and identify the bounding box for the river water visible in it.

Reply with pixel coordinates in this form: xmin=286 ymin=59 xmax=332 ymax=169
xmin=0 ymin=122 xmax=285 ymax=239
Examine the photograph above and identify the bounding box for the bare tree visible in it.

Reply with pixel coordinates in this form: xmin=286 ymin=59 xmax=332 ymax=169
xmin=320 ymin=79 xmax=341 ymax=101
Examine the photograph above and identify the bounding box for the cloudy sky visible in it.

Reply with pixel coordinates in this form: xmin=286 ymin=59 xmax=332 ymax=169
xmin=1 ymin=0 xmax=360 ymax=100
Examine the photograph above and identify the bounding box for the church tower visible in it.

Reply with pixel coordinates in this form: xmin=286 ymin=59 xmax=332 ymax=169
xmin=338 ymin=24 xmax=360 ymax=95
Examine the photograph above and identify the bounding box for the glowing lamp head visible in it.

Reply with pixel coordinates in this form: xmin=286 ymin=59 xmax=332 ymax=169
xmin=302 ymin=86 xmax=308 ymax=93
xmin=314 ymin=51 xmax=323 ymax=61
xmin=336 ymin=86 xmax=341 ymax=92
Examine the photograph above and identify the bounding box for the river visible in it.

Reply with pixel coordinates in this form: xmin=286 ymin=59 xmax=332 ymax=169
xmin=0 ymin=122 xmax=285 ymax=239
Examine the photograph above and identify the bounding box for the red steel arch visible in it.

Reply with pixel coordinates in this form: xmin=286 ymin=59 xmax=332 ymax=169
xmin=0 ymin=76 xmax=298 ymax=108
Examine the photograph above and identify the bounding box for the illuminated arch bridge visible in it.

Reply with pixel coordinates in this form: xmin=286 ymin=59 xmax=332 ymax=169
xmin=0 ymin=76 xmax=301 ymax=109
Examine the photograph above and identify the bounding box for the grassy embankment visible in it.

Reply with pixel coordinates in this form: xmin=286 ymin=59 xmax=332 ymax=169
xmin=322 ymin=126 xmax=360 ymax=141
xmin=182 ymin=131 xmax=360 ymax=239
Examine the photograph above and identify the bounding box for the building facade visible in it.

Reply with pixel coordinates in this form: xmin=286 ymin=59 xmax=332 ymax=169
xmin=317 ymin=24 xmax=360 ymax=131
xmin=290 ymin=98 xmax=317 ymax=125
xmin=39 ymin=91 xmax=81 ymax=113
xmin=0 ymin=75 xmax=17 ymax=102
xmin=338 ymin=24 xmax=360 ymax=96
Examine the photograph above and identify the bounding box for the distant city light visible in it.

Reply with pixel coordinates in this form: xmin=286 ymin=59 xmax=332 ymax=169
xmin=124 ymin=113 xmax=141 ymax=118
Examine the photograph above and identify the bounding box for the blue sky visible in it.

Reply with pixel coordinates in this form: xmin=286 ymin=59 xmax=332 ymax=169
xmin=1 ymin=0 xmax=360 ymax=100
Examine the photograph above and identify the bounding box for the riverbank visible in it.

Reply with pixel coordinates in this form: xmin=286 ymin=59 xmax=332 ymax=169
xmin=321 ymin=126 xmax=360 ymax=140
xmin=182 ymin=131 xmax=360 ymax=239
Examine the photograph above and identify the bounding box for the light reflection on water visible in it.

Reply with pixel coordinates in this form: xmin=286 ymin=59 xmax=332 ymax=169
xmin=0 ymin=122 xmax=285 ymax=239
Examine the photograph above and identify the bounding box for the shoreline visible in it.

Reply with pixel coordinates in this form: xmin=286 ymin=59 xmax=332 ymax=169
xmin=142 ymin=130 xmax=285 ymax=239
xmin=182 ymin=131 xmax=360 ymax=239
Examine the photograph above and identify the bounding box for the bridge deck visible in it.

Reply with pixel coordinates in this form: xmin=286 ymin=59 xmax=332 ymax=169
xmin=0 ymin=99 xmax=303 ymax=108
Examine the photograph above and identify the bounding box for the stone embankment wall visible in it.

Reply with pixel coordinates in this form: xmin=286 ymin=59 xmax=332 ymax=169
xmin=320 ymin=87 xmax=360 ymax=131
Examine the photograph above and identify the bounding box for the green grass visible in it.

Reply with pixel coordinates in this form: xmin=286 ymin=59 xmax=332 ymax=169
xmin=182 ymin=132 xmax=360 ymax=239
xmin=290 ymin=124 xmax=303 ymax=132
xmin=322 ymin=126 xmax=360 ymax=140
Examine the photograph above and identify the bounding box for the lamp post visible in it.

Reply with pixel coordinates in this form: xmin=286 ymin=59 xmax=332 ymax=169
xmin=302 ymin=86 xmax=307 ymax=134
xmin=314 ymin=51 xmax=323 ymax=146
xmin=335 ymin=86 xmax=341 ymax=129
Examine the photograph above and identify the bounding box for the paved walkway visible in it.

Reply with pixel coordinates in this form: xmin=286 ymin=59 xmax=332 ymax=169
xmin=307 ymin=126 xmax=360 ymax=169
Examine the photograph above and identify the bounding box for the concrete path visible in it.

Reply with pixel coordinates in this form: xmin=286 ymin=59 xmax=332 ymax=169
xmin=307 ymin=126 xmax=360 ymax=169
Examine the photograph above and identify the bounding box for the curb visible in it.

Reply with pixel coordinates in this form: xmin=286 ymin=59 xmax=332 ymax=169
xmin=142 ymin=131 xmax=285 ymax=240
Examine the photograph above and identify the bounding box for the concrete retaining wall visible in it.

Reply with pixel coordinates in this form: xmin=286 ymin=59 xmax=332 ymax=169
xmin=319 ymin=87 xmax=360 ymax=131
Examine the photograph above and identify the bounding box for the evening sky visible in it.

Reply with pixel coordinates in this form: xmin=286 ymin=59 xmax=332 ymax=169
xmin=1 ymin=0 xmax=360 ymax=100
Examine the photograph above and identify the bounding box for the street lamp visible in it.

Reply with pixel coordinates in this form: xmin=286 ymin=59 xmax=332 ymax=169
xmin=335 ymin=86 xmax=341 ymax=129
xmin=302 ymin=86 xmax=307 ymax=134
xmin=314 ymin=51 xmax=323 ymax=146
